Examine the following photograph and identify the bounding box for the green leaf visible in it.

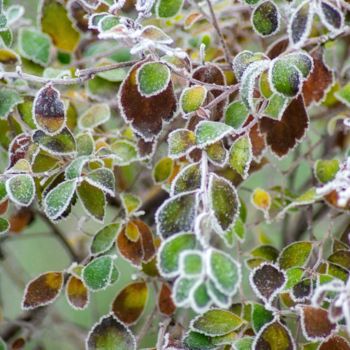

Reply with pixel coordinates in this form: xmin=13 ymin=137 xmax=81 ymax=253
xmin=111 ymin=140 xmax=138 ymax=166
xmin=173 ymin=276 xmax=198 ymax=306
xmin=153 ymin=157 xmax=173 ymax=183
xmin=0 ymin=180 xmax=7 ymax=203
xmin=285 ymin=267 xmax=304 ymax=289
xmin=168 ymin=129 xmax=196 ymax=158
xmin=208 ymin=248 xmax=241 ymax=296
xmin=314 ymin=159 xmax=339 ymax=184
xmin=335 ymin=83 xmax=350 ymax=107
xmin=82 ymin=256 xmax=113 ymax=291
xmin=206 ymin=280 xmax=230 ymax=308
xmin=157 ymin=232 xmax=197 ymax=278
xmin=209 ymin=173 xmax=240 ymax=235
xmin=183 ymin=330 xmax=236 ymax=350
xmin=136 ymin=62 xmax=171 ymax=97
xmin=79 ymin=104 xmax=111 ymax=129
xmin=65 ymin=156 xmax=89 ymax=180
xmin=278 ymin=241 xmax=313 ymax=270
xmin=180 ymin=250 xmax=203 ymax=277
xmin=171 ymin=162 xmax=202 ymax=196
xmin=77 ymin=180 xmax=106 ymax=223
xmin=233 ymin=337 xmax=254 ymax=350
xmin=156 ymin=192 xmax=197 ymax=238
xmin=6 ymin=174 xmax=35 ymax=207
xmin=120 ymin=193 xmax=142 ymax=215
xmin=77 ymin=132 xmax=95 ymax=156
xmin=251 ymin=303 xmax=274 ymax=333
xmin=191 ymin=281 xmax=211 ymax=313
xmin=190 ymin=309 xmax=243 ymax=336
xmin=44 ymin=179 xmax=77 ymax=221
xmin=228 ymin=136 xmax=252 ymax=179
xmin=195 ymin=121 xmax=233 ymax=147
xmin=18 ymin=28 xmax=51 ymax=66
xmin=0 ymin=88 xmax=23 ymax=119
xmin=86 ymin=168 xmax=115 ymax=197
xmin=233 ymin=50 xmax=267 ymax=81
xmin=156 ymin=0 xmax=184 ymax=18
xmin=86 ymin=313 xmax=136 ymax=350
xmin=90 ymin=223 xmax=121 ymax=256
xmin=0 ymin=217 xmax=9 ymax=235
xmin=264 ymin=94 xmax=289 ymax=120
xmin=252 ymin=1 xmax=280 ymax=37
xmin=180 ymin=85 xmax=207 ymax=113
xmin=225 ymin=101 xmax=249 ymax=130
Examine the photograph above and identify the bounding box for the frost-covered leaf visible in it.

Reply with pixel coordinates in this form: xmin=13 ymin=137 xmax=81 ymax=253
xmin=90 ymin=222 xmax=121 ymax=256
xmin=40 ymin=0 xmax=80 ymax=52
xmin=233 ymin=337 xmax=254 ymax=350
xmin=66 ymin=275 xmax=89 ymax=310
xmin=156 ymin=192 xmax=197 ymax=238
xmin=111 ymin=140 xmax=138 ymax=166
xmin=263 ymin=94 xmax=289 ymax=120
xmin=251 ymin=188 xmax=271 ymax=213
xmin=319 ymin=336 xmax=350 ymax=350
xmin=125 ymin=221 xmax=140 ymax=242
xmin=22 ymin=271 xmax=64 ymax=309
xmin=153 ymin=157 xmax=173 ymax=184
xmin=206 ymin=141 xmax=227 ymax=167
xmin=278 ymin=241 xmax=313 ymax=270
xmin=157 ymin=232 xmax=196 ymax=278
xmin=250 ymin=263 xmax=286 ymax=304
xmin=251 ymin=303 xmax=274 ymax=333
xmin=191 ymin=281 xmax=212 ymax=313
xmin=86 ymin=313 xmax=136 ymax=350
xmin=228 ymin=136 xmax=252 ymax=179
xmin=86 ymin=168 xmax=115 ymax=197
xmin=65 ymin=156 xmax=89 ymax=180
xmin=120 ymin=193 xmax=142 ymax=215
xmin=190 ymin=309 xmax=243 ymax=336
xmin=183 ymin=330 xmax=236 ymax=350
xmin=136 ymin=62 xmax=171 ymax=97
xmin=18 ymin=28 xmax=51 ymax=66
xmin=112 ymin=281 xmax=148 ymax=325
xmin=208 ymin=248 xmax=241 ymax=296
xmin=224 ymin=101 xmax=249 ymax=130
xmin=318 ymin=0 xmax=344 ymax=32
xmin=6 ymin=174 xmax=35 ymax=207
xmin=0 ymin=88 xmax=23 ymax=119
xmin=156 ymin=0 xmax=184 ymax=18
xmin=299 ymin=305 xmax=337 ymax=341
xmin=82 ymin=255 xmax=114 ymax=291
xmin=335 ymin=83 xmax=350 ymax=107
xmin=158 ymin=282 xmax=176 ymax=315
xmin=34 ymin=85 xmax=66 ymax=135
xmin=44 ymin=179 xmax=77 ymax=221
xmin=180 ymin=85 xmax=207 ymax=114
xmin=328 ymin=250 xmax=350 ymax=270
xmin=232 ymin=50 xmax=267 ymax=82
xmin=173 ymin=276 xmax=197 ymax=307
xmin=77 ymin=132 xmax=95 ymax=156
xmin=209 ymin=173 xmax=240 ymax=235
xmin=168 ymin=129 xmax=196 ymax=158
xmin=33 ymin=128 xmax=76 ymax=155
xmin=79 ymin=104 xmax=110 ymax=130
xmin=195 ymin=121 xmax=232 ymax=147
xmin=171 ymin=162 xmax=201 ymax=196
xmin=0 ymin=217 xmax=9 ymax=235
xmin=252 ymin=1 xmax=280 ymax=37
xmin=180 ymin=250 xmax=203 ymax=277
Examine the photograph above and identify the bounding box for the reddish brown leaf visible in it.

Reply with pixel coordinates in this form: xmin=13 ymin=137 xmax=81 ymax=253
xmin=158 ymin=283 xmax=176 ymax=316
xmin=117 ymin=226 xmax=143 ymax=266
xmin=112 ymin=281 xmax=148 ymax=325
xmin=22 ymin=271 xmax=64 ymax=309
xmin=302 ymin=48 xmax=333 ymax=106
xmin=299 ymin=305 xmax=337 ymax=341
xmin=8 ymin=134 xmax=31 ymax=168
xmin=134 ymin=219 xmax=156 ymax=262
xmin=266 ymin=37 xmax=289 ymax=59
xmin=11 ymin=337 xmax=25 ymax=350
xmin=118 ymin=60 xmax=177 ymax=141
xmin=319 ymin=336 xmax=350 ymax=350
xmin=247 ymin=117 xmax=266 ymax=160
xmin=260 ymin=95 xmax=309 ymax=158
xmin=9 ymin=208 xmax=34 ymax=233
xmin=66 ymin=275 xmax=89 ymax=310
xmin=0 ymin=200 xmax=8 ymax=215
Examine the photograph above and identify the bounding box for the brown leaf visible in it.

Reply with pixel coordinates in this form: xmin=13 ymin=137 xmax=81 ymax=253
xmin=248 ymin=117 xmax=266 ymax=160
xmin=118 ymin=60 xmax=177 ymax=141
xmin=66 ymin=275 xmax=89 ymax=310
xmin=266 ymin=37 xmax=289 ymax=59
xmin=319 ymin=336 xmax=350 ymax=350
xmin=8 ymin=134 xmax=31 ymax=169
xmin=260 ymin=95 xmax=309 ymax=158
xmin=158 ymin=283 xmax=176 ymax=316
xmin=302 ymin=48 xmax=333 ymax=106
xmin=9 ymin=208 xmax=34 ymax=233
xmin=117 ymin=226 xmax=143 ymax=267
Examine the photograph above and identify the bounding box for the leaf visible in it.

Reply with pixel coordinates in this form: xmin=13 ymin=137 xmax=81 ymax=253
xmin=180 ymin=250 xmax=204 ymax=277
xmin=112 ymin=281 xmax=148 ymax=325
xmin=79 ymin=104 xmax=110 ymax=130
xmin=6 ymin=174 xmax=35 ymax=207
xmin=173 ymin=276 xmax=198 ymax=307
xmin=228 ymin=136 xmax=252 ymax=179
xmin=180 ymin=86 xmax=207 ymax=113
xmin=260 ymin=96 xmax=309 ymax=158
xmin=335 ymin=83 xmax=350 ymax=107
xmin=250 ymin=263 xmax=286 ymax=304
xmin=208 ymin=248 xmax=241 ymax=296
xmin=253 ymin=320 xmax=296 ymax=350
xmin=319 ymin=336 xmax=350 ymax=350
xmin=66 ymin=275 xmax=89 ymax=310
xmin=77 ymin=132 xmax=95 ymax=156
xmin=328 ymin=250 xmax=350 ymax=270
xmin=153 ymin=157 xmax=173 ymax=184
xmin=125 ymin=222 xmax=140 ymax=242
xmin=168 ymin=129 xmax=196 ymax=158
xmin=158 ymin=283 xmax=176 ymax=315
xmin=86 ymin=313 xmax=136 ymax=350
xmin=77 ymin=180 xmax=106 ymax=223
xmin=111 ymin=140 xmax=138 ymax=166
xmin=318 ymin=0 xmax=344 ymax=32
xmin=278 ymin=241 xmax=313 ymax=269
xmin=120 ymin=193 xmax=142 ymax=215
xmin=209 ymin=173 xmax=240 ymax=234
xmin=0 ymin=217 xmax=8 ymax=234
xmin=0 ymin=88 xmax=23 ymax=119
xmin=90 ymin=223 xmax=121 ymax=256
xmin=82 ymin=256 xmax=114 ymax=291
xmin=225 ymin=101 xmax=249 ymax=130
xmin=18 ymin=28 xmax=51 ymax=66
xmin=118 ymin=60 xmax=177 ymax=141
xmin=233 ymin=337 xmax=254 ymax=350
xmin=156 ymin=192 xmax=197 ymax=239
xmin=171 ymin=162 xmax=202 ymax=196
xmin=157 ymin=232 xmax=197 ymax=278
xmin=289 ymin=0 xmax=314 ymax=48
xmin=251 ymin=188 xmax=271 ymax=213
xmin=86 ymin=168 xmax=115 ymax=197
xmin=252 ymin=1 xmax=280 ymax=37
xmin=263 ymin=94 xmax=289 ymax=120
xmin=251 ymin=303 xmax=274 ymax=333
xmin=183 ymin=330 xmax=236 ymax=350
xmin=206 ymin=141 xmax=228 ymax=167
xmin=233 ymin=50 xmax=267 ymax=81
xmin=156 ymin=0 xmax=184 ymax=18
xmin=299 ymin=306 xmax=337 ymax=341
xmin=191 ymin=281 xmax=212 ymax=313
xmin=195 ymin=121 xmax=233 ymax=147
xmin=190 ymin=309 xmax=243 ymax=336
xmin=33 ymin=128 xmax=76 ymax=155
xmin=22 ymin=271 xmax=64 ymax=309
xmin=40 ymin=0 xmax=80 ymax=52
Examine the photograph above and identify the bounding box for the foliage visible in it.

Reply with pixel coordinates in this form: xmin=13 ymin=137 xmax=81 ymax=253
xmin=0 ymin=0 xmax=350 ymax=349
